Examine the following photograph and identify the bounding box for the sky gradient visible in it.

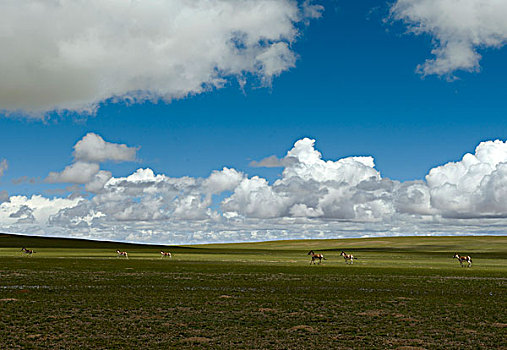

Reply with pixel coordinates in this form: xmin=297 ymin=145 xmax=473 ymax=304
xmin=0 ymin=0 xmax=506 ymax=244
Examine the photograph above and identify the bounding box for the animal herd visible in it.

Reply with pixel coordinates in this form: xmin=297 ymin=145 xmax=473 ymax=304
xmin=308 ymin=250 xmax=473 ymax=267
xmin=115 ymin=250 xmax=173 ymax=259
xmin=18 ymin=247 xmax=473 ymax=267
xmin=308 ymin=250 xmax=356 ymax=265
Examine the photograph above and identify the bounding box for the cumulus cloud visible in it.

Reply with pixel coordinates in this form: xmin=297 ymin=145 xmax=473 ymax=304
xmin=282 ymin=138 xmax=378 ymax=183
xmin=45 ymin=133 xmax=137 ymax=189
xmin=390 ymin=0 xmax=507 ymax=76
xmin=3 ymin=137 xmax=507 ymax=244
xmin=0 ymin=195 xmax=82 ymax=225
xmin=85 ymin=171 xmax=113 ymax=194
xmin=0 ymin=0 xmax=322 ymax=116
xmin=46 ymin=162 xmax=101 ymax=184
xmin=202 ymin=168 xmax=244 ymax=194
xmin=74 ymin=133 xmax=138 ymax=162
xmin=223 ymin=176 xmax=291 ymax=218
xmin=426 ymin=139 xmax=507 ymax=217
xmin=227 ymin=138 xmax=389 ymax=220
xmin=9 ymin=205 xmax=35 ymax=223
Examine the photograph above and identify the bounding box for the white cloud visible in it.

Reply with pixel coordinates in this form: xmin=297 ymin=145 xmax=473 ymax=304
xmin=84 ymin=170 xmax=112 ymax=194
xmin=255 ymin=42 xmax=297 ymax=83
xmin=0 ymin=0 xmax=322 ymax=116
xmin=394 ymin=181 xmax=434 ymax=215
xmin=391 ymin=0 xmax=507 ymax=76
xmin=223 ymin=176 xmax=291 ymax=218
xmin=289 ymin=203 xmax=323 ymax=217
xmin=74 ymin=133 xmax=138 ymax=162
xmin=426 ymin=139 xmax=507 ymax=217
xmin=202 ymin=167 xmax=244 ymax=194
xmin=46 ymin=161 xmax=100 ymax=184
xmin=225 ymin=138 xmax=389 ymax=220
xmin=0 ymin=195 xmax=82 ymax=225
xmin=45 ymin=133 xmax=137 ymax=188
xmin=3 ymin=137 xmax=507 ymax=244
xmin=281 ymin=138 xmax=378 ymax=184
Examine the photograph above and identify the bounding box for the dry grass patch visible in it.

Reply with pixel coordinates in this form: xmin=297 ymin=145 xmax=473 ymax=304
xmin=492 ymin=322 xmax=507 ymax=328
xmin=218 ymin=294 xmax=233 ymax=299
xmin=463 ymin=329 xmax=477 ymax=334
xmin=289 ymin=325 xmax=317 ymax=333
xmin=358 ymin=309 xmax=385 ymax=317
xmin=180 ymin=336 xmax=212 ymax=344
xmin=26 ymin=334 xmax=43 ymax=339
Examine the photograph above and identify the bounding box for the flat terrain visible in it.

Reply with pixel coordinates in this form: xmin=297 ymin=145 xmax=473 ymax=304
xmin=0 ymin=234 xmax=505 ymax=349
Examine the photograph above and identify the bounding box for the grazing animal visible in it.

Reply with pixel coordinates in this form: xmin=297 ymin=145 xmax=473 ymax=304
xmin=116 ymin=250 xmax=128 ymax=259
xmin=340 ymin=251 xmax=356 ymax=264
xmin=21 ymin=247 xmax=35 ymax=256
xmin=308 ymin=250 xmax=326 ymax=265
xmin=160 ymin=251 xmax=172 ymax=258
xmin=453 ymin=253 xmax=472 ymax=267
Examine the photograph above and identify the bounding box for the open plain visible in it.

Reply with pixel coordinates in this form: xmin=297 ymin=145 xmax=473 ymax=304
xmin=0 ymin=234 xmax=505 ymax=349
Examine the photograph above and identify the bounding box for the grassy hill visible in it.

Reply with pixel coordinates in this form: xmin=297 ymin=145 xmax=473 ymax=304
xmin=0 ymin=232 xmax=179 ymax=249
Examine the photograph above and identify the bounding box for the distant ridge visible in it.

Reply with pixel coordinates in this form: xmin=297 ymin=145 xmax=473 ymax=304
xmin=1 ymin=233 xmax=505 ymax=255
xmin=0 ymin=232 xmax=179 ymax=249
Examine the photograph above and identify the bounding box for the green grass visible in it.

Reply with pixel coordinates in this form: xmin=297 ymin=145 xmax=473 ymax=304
xmin=0 ymin=233 xmax=506 ymax=349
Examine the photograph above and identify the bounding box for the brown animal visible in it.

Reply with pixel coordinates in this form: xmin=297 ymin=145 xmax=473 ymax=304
xmin=308 ymin=250 xmax=326 ymax=265
xmin=116 ymin=250 xmax=128 ymax=259
xmin=21 ymin=247 xmax=35 ymax=256
xmin=340 ymin=251 xmax=356 ymax=264
xmin=160 ymin=251 xmax=172 ymax=258
xmin=453 ymin=253 xmax=472 ymax=267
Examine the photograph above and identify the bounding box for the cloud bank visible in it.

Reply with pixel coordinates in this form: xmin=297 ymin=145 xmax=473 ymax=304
xmin=0 ymin=0 xmax=322 ymax=116
xmin=2 ymin=136 xmax=507 ymax=244
xmin=391 ymin=0 xmax=507 ymax=76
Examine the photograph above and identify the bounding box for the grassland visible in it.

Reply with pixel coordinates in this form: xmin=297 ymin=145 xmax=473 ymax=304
xmin=0 ymin=234 xmax=505 ymax=349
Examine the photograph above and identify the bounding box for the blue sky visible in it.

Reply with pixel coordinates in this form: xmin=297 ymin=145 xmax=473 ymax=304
xmin=0 ymin=0 xmax=506 ymax=243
